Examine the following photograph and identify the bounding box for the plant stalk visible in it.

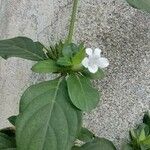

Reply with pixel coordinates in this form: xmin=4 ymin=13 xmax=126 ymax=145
xmin=67 ymin=0 xmax=79 ymax=44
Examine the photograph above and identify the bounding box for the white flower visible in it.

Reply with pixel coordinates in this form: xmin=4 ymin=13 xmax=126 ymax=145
xmin=82 ymin=48 xmax=109 ymax=73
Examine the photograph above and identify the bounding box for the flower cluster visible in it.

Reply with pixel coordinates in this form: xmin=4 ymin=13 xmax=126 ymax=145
xmin=82 ymin=48 xmax=109 ymax=73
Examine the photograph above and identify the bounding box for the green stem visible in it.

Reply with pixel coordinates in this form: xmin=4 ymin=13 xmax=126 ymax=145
xmin=67 ymin=0 xmax=79 ymax=44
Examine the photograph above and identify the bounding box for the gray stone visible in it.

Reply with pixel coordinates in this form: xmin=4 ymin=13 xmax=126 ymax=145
xmin=0 ymin=0 xmax=150 ymax=149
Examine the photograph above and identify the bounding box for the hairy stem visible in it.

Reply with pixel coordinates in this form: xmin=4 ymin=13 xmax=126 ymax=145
xmin=67 ymin=0 xmax=79 ymax=44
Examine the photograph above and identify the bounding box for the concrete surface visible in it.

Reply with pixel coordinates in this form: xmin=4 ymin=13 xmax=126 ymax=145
xmin=0 ymin=0 xmax=150 ymax=149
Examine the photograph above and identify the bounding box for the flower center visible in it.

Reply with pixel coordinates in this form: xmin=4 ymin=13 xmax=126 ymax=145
xmin=88 ymin=55 xmax=99 ymax=66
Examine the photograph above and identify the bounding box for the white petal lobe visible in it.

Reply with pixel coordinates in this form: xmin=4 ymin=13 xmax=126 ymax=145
xmin=88 ymin=65 xmax=98 ymax=73
xmin=86 ymin=48 xmax=93 ymax=56
xmin=94 ymin=48 xmax=101 ymax=56
xmin=98 ymin=57 xmax=109 ymax=68
xmin=82 ymin=57 xmax=89 ymax=68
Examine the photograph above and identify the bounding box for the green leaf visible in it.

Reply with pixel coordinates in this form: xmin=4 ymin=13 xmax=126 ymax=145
xmin=121 ymin=143 xmax=133 ymax=150
xmin=62 ymin=43 xmax=78 ymax=58
xmin=139 ymin=128 xmax=147 ymax=142
xmin=47 ymin=41 xmax=64 ymax=60
xmin=72 ymin=44 xmax=85 ymax=66
xmin=130 ymin=124 xmax=149 ymax=140
xmin=8 ymin=116 xmax=17 ymax=126
xmin=67 ymin=74 xmax=100 ymax=111
xmin=129 ymin=123 xmax=150 ymax=149
xmin=0 ymin=132 xmax=16 ymax=149
xmin=19 ymin=79 xmax=59 ymax=112
xmin=129 ymin=129 xmax=140 ymax=149
xmin=78 ymin=128 xmax=95 ymax=142
xmin=72 ymin=146 xmax=81 ymax=150
xmin=57 ymin=57 xmax=73 ymax=67
xmin=79 ymin=138 xmax=116 ymax=150
xmin=0 ymin=37 xmax=47 ymax=61
xmin=140 ymin=144 xmax=150 ymax=150
xmin=82 ymin=69 xmax=105 ymax=80
xmin=16 ymin=78 xmax=82 ymax=150
xmin=0 ymin=128 xmax=15 ymax=137
xmin=32 ymin=59 xmax=61 ymax=73
xmin=126 ymin=0 xmax=150 ymax=13
xmin=1 ymin=55 xmax=8 ymax=59
xmin=130 ymin=129 xmax=138 ymax=140
xmin=141 ymin=136 xmax=150 ymax=146
xmin=143 ymin=111 xmax=150 ymax=128
xmin=52 ymin=40 xmax=64 ymax=58
xmin=138 ymin=124 xmax=149 ymax=141
xmin=2 ymin=148 xmax=17 ymax=150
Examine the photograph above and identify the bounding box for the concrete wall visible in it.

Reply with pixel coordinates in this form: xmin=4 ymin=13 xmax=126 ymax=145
xmin=0 ymin=0 xmax=150 ymax=148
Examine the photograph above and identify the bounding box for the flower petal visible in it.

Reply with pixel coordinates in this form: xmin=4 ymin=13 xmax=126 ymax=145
xmin=94 ymin=48 xmax=101 ymax=56
xmin=82 ymin=57 xmax=89 ymax=68
xmin=86 ymin=48 xmax=93 ymax=56
xmin=98 ymin=57 xmax=109 ymax=68
xmin=88 ymin=65 xmax=98 ymax=73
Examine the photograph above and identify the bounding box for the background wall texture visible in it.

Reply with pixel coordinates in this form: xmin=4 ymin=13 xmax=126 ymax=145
xmin=0 ymin=0 xmax=150 ymax=148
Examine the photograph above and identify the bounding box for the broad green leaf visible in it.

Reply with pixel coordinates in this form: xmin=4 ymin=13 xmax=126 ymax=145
xmin=1 ymin=148 xmax=17 ymax=150
xmin=121 ymin=143 xmax=133 ymax=150
xmin=57 ymin=57 xmax=72 ymax=67
xmin=31 ymin=59 xmax=61 ymax=73
xmin=78 ymin=138 xmax=116 ymax=150
xmin=8 ymin=116 xmax=17 ymax=126
xmin=19 ymin=79 xmax=60 ymax=112
xmin=0 ymin=128 xmax=15 ymax=137
xmin=16 ymin=78 xmax=82 ymax=150
xmin=72 ymin=146 xmax=81 ymax=150
xmin=1 ymin=55 xmax=8 ymax=59
xmin=0 ymin=132 xmax=16 ymax=149
xmin=78 ymin=128 xmax=95 ymax=142
xmin=67 ymin=74 xmax=100 ymax=111
xmin=126 ymin=0 xmax=150 ymax=13
xmin=82 ymin=69 xmax=105 ymax=80
xmin=0 ymin=37 xmax=47 ymax=61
